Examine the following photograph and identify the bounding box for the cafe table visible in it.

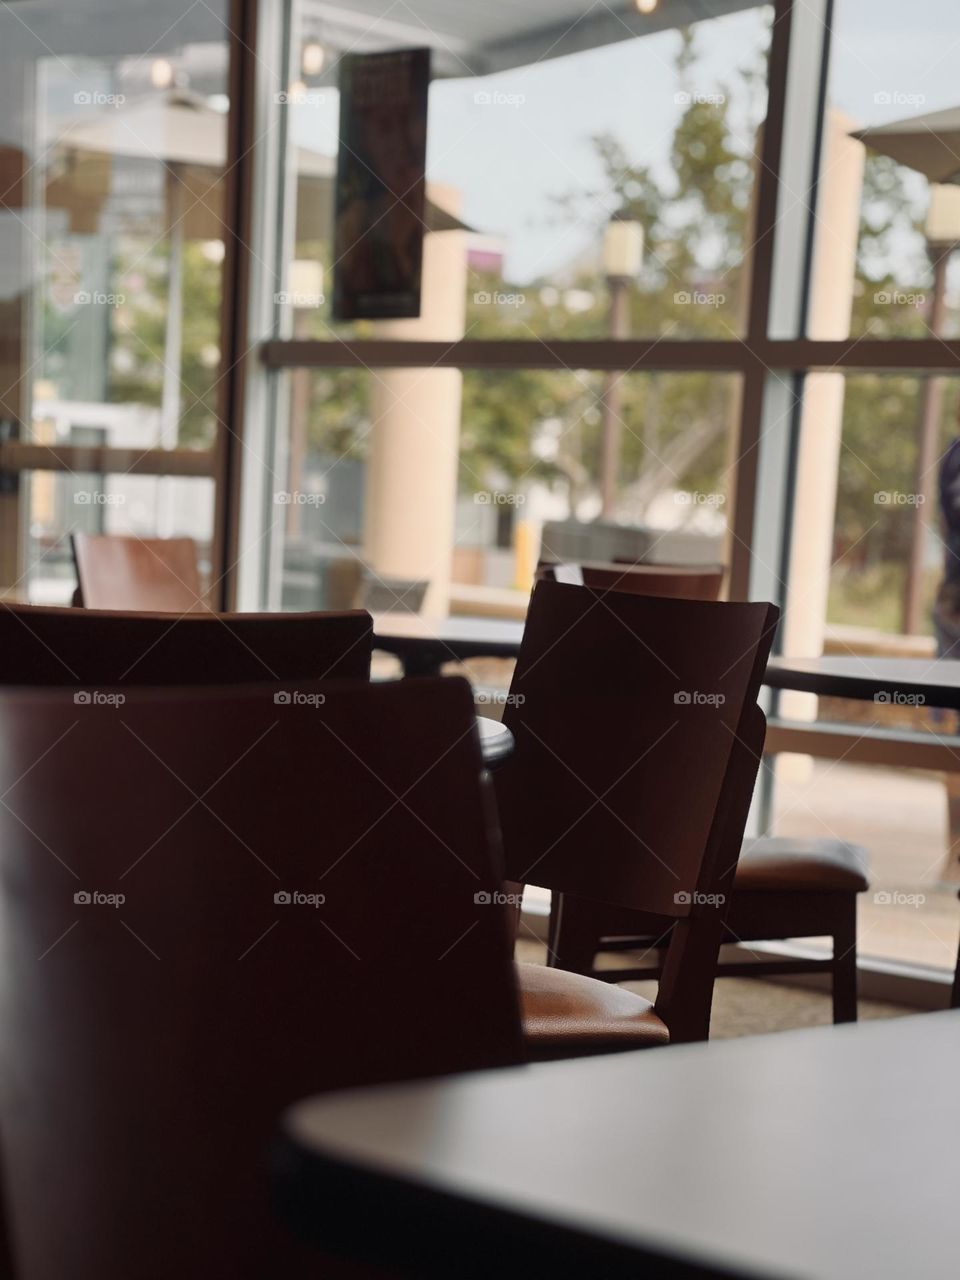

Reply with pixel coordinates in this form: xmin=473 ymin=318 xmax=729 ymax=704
xmin=373 ymin=613 xmax=525 ymax=678
xmin=765 ymin=653 xmax=960 ymax=710
xmin=275 ymin=1010 xmax=960 ymax=1280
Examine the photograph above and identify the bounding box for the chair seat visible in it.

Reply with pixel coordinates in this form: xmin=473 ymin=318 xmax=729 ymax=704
xmin=736 ymin=837 xmax=869 ymax=893
xmin=518 ymin=962 xmax=669 ymax=1059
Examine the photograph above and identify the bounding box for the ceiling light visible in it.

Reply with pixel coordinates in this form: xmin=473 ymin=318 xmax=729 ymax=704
xmin=302 ymin=40 xmax=325 ymax=76
xmin=150 ymin=58 xmax=174 ymax=89
xmin=635 ymin=0 xmax=660 ymax=13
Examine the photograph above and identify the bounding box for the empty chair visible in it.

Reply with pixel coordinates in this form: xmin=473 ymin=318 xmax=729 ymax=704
xmin=540 ymin=570 xmax=869 ymax=1024
xmin=0 ymin=677 xmax=522 ymax=1279
xmin=71 ymin=533 xmax=208 ymax=612
xmin=495 ymin=580 xmax=778 ymax=1052
xmin=0 ymin=601 xmax=373 ymax=686
xmin=538 ymin=559 xmax=725 ymax=600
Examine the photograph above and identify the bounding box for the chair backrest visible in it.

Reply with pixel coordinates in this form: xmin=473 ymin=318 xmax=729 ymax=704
xmin=495 ymin=580 xmax=777 ymax=1039
xmin=539 ymin=560 xmax=725 ymax=600
xmin=0 ymin=601 xmax=373 ymax=686
xmin=71 ymin=533 xmax=208 ymax=612
xmin=0 ymin=677 xmax=522 ymax=1279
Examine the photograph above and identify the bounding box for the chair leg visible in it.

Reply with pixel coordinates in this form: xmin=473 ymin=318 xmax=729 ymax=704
xmin=831 ymin=897 xmax=859 ymax=1023
xmin=548 ymin=892 xmax=601 ymax=975
xmin=951 ymin=940 xmax=960 ymax=1009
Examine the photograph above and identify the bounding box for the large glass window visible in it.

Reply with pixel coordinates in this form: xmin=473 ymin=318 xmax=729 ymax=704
xmin=0 ymin=0 xmax=229 ymax=603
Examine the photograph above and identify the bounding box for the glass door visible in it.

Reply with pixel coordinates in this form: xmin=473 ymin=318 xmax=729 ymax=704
xmin=0 ymin=0 xmax=233 ymax=604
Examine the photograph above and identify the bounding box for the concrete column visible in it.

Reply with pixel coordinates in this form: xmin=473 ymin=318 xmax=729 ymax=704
xmin=363 ymin=184 xmax=466 ymax=617
xmin=779 ymin=110 xmax=864 ymax=776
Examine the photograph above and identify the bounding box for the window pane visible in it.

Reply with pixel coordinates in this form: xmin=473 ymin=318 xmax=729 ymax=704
xmin=774 ymin=370 xmax=960 ymax=971
xmin=265 ymin=367 xmax=740 ymax=616
xmin=277 ymin=1 xmax=772 ymax=343
xmin=0 ymin=0 xmax=228 ymax=598
xmin=808 ymin=0 xmax=960 ymax=341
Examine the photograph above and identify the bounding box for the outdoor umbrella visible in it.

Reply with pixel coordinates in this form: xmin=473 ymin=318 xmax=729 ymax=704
xmin=851 ymin=105 xmax=960 ymax=184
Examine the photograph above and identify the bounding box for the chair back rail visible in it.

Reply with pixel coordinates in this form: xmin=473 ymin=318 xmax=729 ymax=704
xmin=0 ymin=602 xmax=373 ymax=685
xmin=72 ymin=533 xmax=209 ymax=612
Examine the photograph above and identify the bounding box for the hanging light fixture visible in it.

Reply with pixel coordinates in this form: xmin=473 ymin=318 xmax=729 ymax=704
xmin=635 ymin=0 xmax=660 ymax=13
xmin=302 ymin=39 xmax=325 ymax=76
xmin=150 ymin=58 xmax=174 ymax=89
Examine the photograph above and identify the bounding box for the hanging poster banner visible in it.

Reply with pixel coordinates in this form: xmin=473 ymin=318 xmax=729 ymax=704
xmin=332 ymin=47 xmax=430 ymax=321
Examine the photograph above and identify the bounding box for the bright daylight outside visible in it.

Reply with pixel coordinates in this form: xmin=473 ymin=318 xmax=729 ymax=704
xmin=7 ymin=0 xmax=960 ymax=979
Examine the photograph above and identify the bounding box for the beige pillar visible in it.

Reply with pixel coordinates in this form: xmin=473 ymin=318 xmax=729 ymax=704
xmin=363 ymin=185 xmax=467 ymax=617
xmin=779 ymin=110 xmax=865 ymax=779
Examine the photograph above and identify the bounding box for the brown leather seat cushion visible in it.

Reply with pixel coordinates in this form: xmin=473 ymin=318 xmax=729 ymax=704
xmin=736 ymin=837 xmax=869 ymax=893
xmin=518 ymin=962 xmax=669 ymax=1060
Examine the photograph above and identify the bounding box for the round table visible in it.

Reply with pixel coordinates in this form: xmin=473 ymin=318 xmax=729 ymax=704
xmin=476 ymin=717 xmax=514 ymax=769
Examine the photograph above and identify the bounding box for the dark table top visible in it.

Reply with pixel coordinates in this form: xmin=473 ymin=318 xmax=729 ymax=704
xmin=765 ymin=654 xmax=960 ymax=708
xmin=278 ymin=1010 xmax=960 ymax=1280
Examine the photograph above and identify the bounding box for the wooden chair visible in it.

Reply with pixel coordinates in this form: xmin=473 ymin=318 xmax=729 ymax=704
xmin=540 ymin=569 xmax=869 ymax=1025
xmin=539 ymin=559 xmax=725 ymax=600
xmin=0 ymin=677 xmax=522 ymax=1279
xmin=0 ymin=601 xmax=373 ymax=686
xmin=71 ymin=533 xmax=209 ymax=612
xmin=495 ymin=580 xmax=778 ymax=1052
